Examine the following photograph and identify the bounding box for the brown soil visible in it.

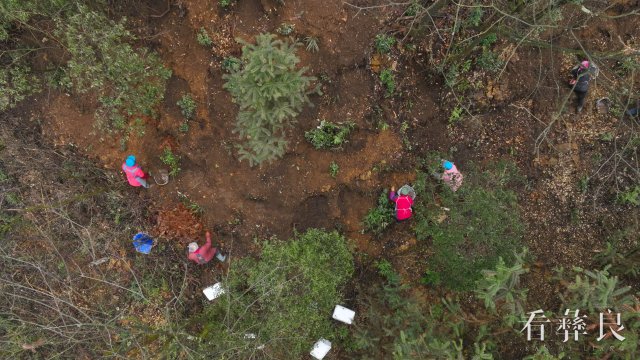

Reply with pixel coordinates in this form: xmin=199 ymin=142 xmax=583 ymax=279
xmin=30 ymin=0 xmax=640 ymax=312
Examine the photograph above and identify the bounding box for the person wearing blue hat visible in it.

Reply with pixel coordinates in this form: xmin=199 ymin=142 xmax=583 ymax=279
xmin=122 ymin=155 xmax=150 ymax=188
xmin=437 ymin=160 xmax=463 ymax=192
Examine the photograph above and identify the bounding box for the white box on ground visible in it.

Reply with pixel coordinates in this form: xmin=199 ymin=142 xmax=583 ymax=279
xmin=202 ymin=282 xmax=225 ymax=301
xmin=332 ymin=305 xmax=355 ymax=325
xmin=310 ymin=339 xmax=331 ymax=360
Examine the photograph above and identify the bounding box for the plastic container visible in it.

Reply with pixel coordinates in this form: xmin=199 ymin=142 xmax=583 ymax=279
xmin=132 ymin=233 xmax=154 ymax=254
xmin=332 ymin=305 xmax=355 ymax=325
xmin=152 ymin=168 xmax=169 ymax=186
xmin=203 ymin=282 xmax=225 ymax=301
xmin=310 ymin=339 xmax=331 ymax=360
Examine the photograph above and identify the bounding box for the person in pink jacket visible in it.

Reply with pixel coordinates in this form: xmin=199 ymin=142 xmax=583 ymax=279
xmin=441 ymin=160 xmax=463 ymax=192
xmin=121 ymin=155 xmax=150 ymax=188
xmin=188 ymin=231 xmax=226 ymax=265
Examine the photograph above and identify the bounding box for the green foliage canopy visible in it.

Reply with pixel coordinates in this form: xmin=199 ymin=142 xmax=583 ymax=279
xmin=197 ymin=229 xmax=354 ymax=358
xmin=413 ymin=159 xmax=525 ymax=290
xmin=224 ymin=33 xmax=316 ymax=166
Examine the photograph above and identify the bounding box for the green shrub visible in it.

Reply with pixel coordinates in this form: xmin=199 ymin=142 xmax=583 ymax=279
xmin=276 ymin=23 xmax=295 ymax=35
xmin=353 ymin=275 xmax=468 ymax=358
xmin=379 ymin=69 xmax=395 ymax=97
xmin=413 ymin=160 xmax=525 ymax=290
xmin=363 ymin=190 xmax=395 ymax=236
xmin=476 ymin=50 xmax=504 ymax=73
xmin=196 ymin=27 xmax=213 ymax=46
xmin=467 ymin=7 xmax=484 ymax=27
xmin=0 ymin=64 xmax=40 ymax=111
xmin=305 ymin=36 xmax=319 ymax=53
xmin=480 ymin=33 xmax=498 ymax=47
xmin=305 ymin=120 xmax=355 ymax=149
xmin=176 ymin=93 xmax=197 ymax=120
xmin=449 ymin=105 xmax=464 ymax=123
xmin=374 ymin=34 xmax=396 ymax=54
xmin=329 ymin=161 xmax=339 ymax=178
xmin=404 ymin=1 xmax=425 ymax=17
xmin=56 ymin=5 xmax=171 ymax=132
xmin=196 ymin=229 xmax=354 ymax=358
xmin=160 ymin=147 xmax=181 ymax=176
xmin=221 ymin=56 xmax=242 ymax=72
xmin=616 ymin=185 xmax=639 ymax=206
xmin=476 ymin=248 xmax=529 ymax=327
xmin=219 ymin=0 xmax=233 ymax=8
xmin=223 ymin=33 xmax=316 ymax=166
xmin=557 ymin=266 xmax=635 ymax=313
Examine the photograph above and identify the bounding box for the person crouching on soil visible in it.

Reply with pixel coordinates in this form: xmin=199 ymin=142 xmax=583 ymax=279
xmin=389 ymin=186 xmax=413 ymax=221
xmin=188 ymin=231 xmax=226 ymax=264
xmin=434 ymin=160 xmax=463 ymax=192
xmin=122 ymin=155 xmax=151 ymax=189
xmin=569 ymin=60 xmax=592 ymax=113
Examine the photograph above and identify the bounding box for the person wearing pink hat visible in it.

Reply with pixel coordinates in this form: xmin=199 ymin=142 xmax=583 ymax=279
xmin=569 ymin=60 xmax=593 ymax=113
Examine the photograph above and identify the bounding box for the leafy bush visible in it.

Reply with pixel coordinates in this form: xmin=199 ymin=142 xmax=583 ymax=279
xmin=379 ymin=69 xmax=395 ymax=97
xmin=56 ymin=5 xmax=171 ymax=132
xmin=557 ymin=266 xmax=635 ymax=313
xmin=449 ymin=105 xmax=464 ymax=123
xmin=329 ymin=161 xmax=339 ymax=178
xmin=363 ymin=190 xmax=395 ymax=236
xmin=196 ymin=27 xmax=213 ymax=46
xmin=374 ymin=34 xmax=396 ymax=54
xmin=0 ymin=65 xmax=40 ymax=111
xmin=276 ymin=23 xmax=295 ymax=35
xmin=476 ymin=248 xmax=529 ymax=327
xmin=304 ymin=120 xmax=355 ymax=149
xmin=221 ymin=56 xmax=242 ymax=72
xmin=196 ymin=229 xmax=354 ymax=358
xmin=476 ymin=50 xmax=504 ymax=73
xmin=616 ymin=185 xmax=639 ymax=206
xmin=404 ymin=1 xmax=425 ymax=17
xmin=223 ymin=33 xmax=316 ymax=166
xmin=595 ymin=224 xmax=640 ymax=278
xmin=219 ymin=0 xmax=233 ymax=8
xmin=160 ymin=147 xmax=181 ymax=176
xmin=413 ymin=159 xmax=525 ymax=290
xmin=176 ymin=93 xmax=197 ymax=120
xmin=353 ymin=267 xmax=469 ymax=359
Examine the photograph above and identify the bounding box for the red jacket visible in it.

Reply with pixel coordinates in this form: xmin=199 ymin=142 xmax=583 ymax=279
xmin=390 ymin=192 xmax=413 ymax=220
xmin=188 ymin=232 xmax=218 ymax=264
xmin=122 ymin=162 xmax=146 ymax=187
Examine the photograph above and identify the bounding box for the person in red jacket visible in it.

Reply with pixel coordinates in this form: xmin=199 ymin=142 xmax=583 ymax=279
xmin=188 ymin=231 xmax=226 ymax=264
xmin=389 ymin=186 xmax=414 ymax=221
xmin=121 ymin=155 xmax=150 ymax=188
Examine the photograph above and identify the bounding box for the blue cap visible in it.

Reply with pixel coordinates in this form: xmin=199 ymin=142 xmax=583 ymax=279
xmin=125 ymin=155 xmax=136 ymax=167
xmin=443 ymin=161 xmax=453 ymax=170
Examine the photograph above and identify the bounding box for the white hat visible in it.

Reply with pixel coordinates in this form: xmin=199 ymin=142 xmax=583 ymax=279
xmin=188 ymin=242 xmax=199 ymax=253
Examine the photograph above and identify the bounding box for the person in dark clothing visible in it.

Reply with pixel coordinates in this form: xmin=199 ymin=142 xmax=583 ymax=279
xmin=569 ymin=60 xmax=592 ymax=113
xmin=626 ymin=99 xmax=639 ymax=117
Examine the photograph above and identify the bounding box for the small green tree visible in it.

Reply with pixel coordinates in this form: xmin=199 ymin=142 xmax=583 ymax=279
xmin=476 ymin=248 xmax=529 ymax=327
xmin=223 ymin=33 xmax=316 ymax=166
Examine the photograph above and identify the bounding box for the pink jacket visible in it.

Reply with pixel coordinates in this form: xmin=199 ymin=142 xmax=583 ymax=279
xmin=188 ymin=232 xmax=218 ymax=264
xmin=122 ymin=162 xmax=146 ymax=187
xmin=443 ymin=165 xmax=463 ymax=192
